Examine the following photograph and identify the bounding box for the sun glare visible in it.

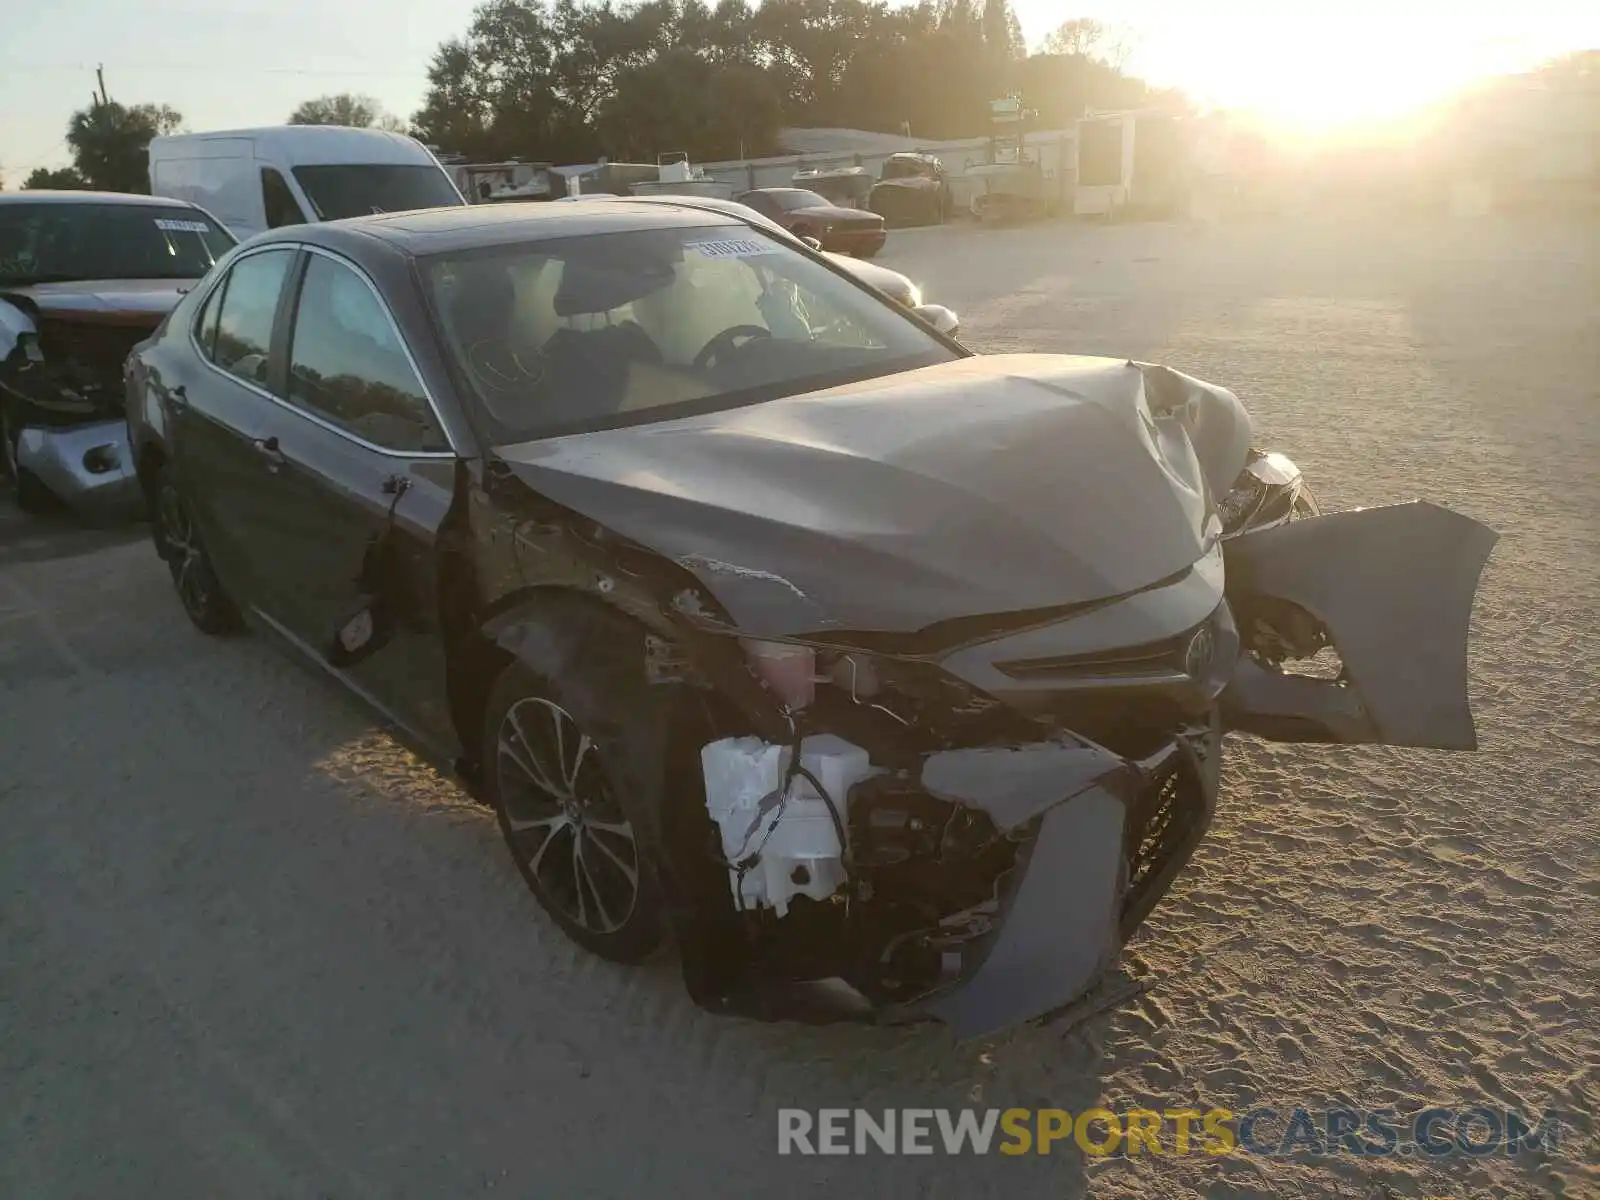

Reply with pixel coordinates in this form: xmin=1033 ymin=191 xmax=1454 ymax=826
xmin=1132 ymin=11 xmax=1570 ymax=143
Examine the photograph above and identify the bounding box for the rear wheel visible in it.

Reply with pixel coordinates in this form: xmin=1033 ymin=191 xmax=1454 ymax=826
xmin=152 ymin=465 xmax=243 ymax=635
xmin=484 ymin=659 xmax=663 ymax=963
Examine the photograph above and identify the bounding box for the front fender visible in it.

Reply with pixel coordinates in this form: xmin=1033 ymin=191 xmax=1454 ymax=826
xmin=1221 ymin=501 xmax=1498 ymax=750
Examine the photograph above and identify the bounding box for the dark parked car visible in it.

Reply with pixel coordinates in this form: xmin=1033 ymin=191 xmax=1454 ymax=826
xmin=869 ymin=153 xmax=952 ymax=228
xmin=1 ymin=190 xmax=235 ymax=513
xmin=734 ymin=188 xmax=886 ymax=258
xmin=126 ymin=201 xmax=1495 ymax=1035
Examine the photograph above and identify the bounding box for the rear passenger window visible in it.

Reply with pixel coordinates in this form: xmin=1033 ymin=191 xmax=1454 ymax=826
xmin=211 ymin=249 xmax=292 ymax=386
xmin=285 ymin=254 xmax=448 ymax=453
xmin=262 ymin=168 xmax=308 ymax=230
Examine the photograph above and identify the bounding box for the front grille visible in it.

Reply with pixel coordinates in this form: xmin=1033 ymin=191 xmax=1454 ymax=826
xmin=997 ymin=609 xmax=1220 ymax=684
xmin=40 ymin=319 xmax=154 ymax=380
xmin=1120 ymin=734 xmax=1213 ymax=936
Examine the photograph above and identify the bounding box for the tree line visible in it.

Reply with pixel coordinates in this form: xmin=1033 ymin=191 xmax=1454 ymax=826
xmin=405 ymin=1 xmax=1176 ymax=164
xmin=5 ymin=4 xmax=1169 ymax=192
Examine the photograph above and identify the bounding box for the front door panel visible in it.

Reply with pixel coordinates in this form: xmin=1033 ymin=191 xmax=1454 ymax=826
xmin=246 ymin=410 xmax=461 ymax=756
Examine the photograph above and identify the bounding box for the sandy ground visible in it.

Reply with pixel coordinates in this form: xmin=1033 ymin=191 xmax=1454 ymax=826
xmin=2 ymin=213 xmax=1596 ymax=1199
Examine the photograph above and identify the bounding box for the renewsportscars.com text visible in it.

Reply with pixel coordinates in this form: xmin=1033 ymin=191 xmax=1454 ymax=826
xmin=777 ymin=1107 xmax=1563 ymax=1158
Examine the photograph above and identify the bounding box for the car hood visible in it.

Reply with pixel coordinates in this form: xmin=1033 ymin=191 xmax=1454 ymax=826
xmin=794 ymin=204 xmax=880 ymax=224
xmin=0 ymin=279 xmax=194 ymax=325
xmin=495 ymin=354 xmax=1255 ymax=637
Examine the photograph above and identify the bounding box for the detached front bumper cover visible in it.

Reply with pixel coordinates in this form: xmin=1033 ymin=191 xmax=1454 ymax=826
xmin=1222 ymin=501 xmax=1498 ymax=750
xmin=15 ymin=418 xmax=141 ymax=519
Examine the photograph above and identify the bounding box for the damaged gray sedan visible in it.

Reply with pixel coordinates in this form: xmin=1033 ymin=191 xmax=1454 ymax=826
xmin=125 ymin=201 xmax=1497 ymax=1036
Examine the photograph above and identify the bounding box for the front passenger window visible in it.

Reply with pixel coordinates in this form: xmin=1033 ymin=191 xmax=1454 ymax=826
xmin=285 ymin=255 xmax=448 ymax=453
xmin=211 ymin=249 xmax=293 ymax=386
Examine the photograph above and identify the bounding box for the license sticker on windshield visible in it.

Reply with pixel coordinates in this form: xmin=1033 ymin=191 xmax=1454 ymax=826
xmin=689 ymin=238 xmax=773 ymax=260
xmin=154 ymin=218 xmax=211 ymax=233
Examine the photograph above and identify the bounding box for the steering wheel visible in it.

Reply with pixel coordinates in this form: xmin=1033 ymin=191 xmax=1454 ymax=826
xmin=693 ymin=324 xmax=771 ymax=370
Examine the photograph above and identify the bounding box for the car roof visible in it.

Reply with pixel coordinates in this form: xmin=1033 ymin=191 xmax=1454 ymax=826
xmin=740 ymin=187 xmax=825 ymax=199
xmin=149 ymin=125 xmax=431 ymax=165
xmin=0 ymin=190 xmax=202 ymax=209
xmin=277 ymin=198 xmax=754 ymax=258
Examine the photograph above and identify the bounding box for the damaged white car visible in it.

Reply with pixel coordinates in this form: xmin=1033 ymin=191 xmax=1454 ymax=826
xmin=124 ymin=202 xmax=1497 ymax=1036
xmin=1 ymin=190 xmax=235 ymax=514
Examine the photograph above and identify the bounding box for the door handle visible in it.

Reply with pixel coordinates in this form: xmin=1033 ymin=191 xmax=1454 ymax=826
xmin=251 ymin=435 xmax=287 ymax=471
xmin=169 ymin=384 xmax=188 ymax=408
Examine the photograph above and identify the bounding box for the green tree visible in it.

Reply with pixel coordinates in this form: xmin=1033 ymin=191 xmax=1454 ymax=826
xmin=23 ymin=166 xmax=91 ymax=190
xmin=595 ymin=47 xmax=780 ymax=160
xmin=412 ymin=0 xmax=590 ymax=161
xmin=66 ymin=100 xmax=182 ymax=193
xmin=411 ymin=0 xmax=1171 ymax=160
xmin=289 ymin=92 xmax=408 ymax=131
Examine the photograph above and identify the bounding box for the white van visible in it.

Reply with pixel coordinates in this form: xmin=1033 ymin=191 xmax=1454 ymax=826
xmin=148 ymin=125 xmax=465 ymax=242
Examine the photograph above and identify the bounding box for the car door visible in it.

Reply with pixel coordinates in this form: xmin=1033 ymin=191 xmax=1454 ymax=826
xmin=172 ymin=245 xmax=298 ymax=598
xmin=238 ymin=247 xmax=462 ymax=755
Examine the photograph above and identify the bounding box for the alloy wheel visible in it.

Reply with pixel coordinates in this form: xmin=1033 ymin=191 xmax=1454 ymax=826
xmin=496 ymin=696 xmax=641 ymax=936
xmin=157 ymin=484 xmax=216 ymax=622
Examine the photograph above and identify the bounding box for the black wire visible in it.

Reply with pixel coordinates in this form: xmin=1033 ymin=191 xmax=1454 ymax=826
xmin=790 ymin=761 xmax=851 ymax=876
xmin=724 ymin=733 xmax=854 ymax=912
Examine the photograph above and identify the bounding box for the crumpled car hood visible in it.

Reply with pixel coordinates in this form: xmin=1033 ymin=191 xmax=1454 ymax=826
xmin=496 ymin=354 xmax=1254 ymax=636
xmin=1 ymin=279 xmax=193 ymax=325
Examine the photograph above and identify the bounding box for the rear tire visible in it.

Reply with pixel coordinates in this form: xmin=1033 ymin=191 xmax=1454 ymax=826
xmin=152 ymin=464 xmax=243 ymax=635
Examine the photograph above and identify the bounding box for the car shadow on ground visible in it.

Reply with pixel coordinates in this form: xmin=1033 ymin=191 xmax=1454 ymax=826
xmin=0 ymin=483 xmax=145 ymax=567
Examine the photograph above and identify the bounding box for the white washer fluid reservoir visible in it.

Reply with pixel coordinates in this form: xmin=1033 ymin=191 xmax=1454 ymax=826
xmin=699 ymin=734 xmax=877 ymax=917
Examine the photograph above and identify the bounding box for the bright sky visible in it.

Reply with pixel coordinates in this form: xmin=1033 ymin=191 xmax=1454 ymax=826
xmin=2 ymin=1 xmax=1594 ymax=185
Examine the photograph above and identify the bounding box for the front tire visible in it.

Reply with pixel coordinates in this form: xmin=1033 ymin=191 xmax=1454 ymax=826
xmin=484 ymin=659 xmax=663 ymax=963
xmin=152 ymin=465 xmax=243 ymax=635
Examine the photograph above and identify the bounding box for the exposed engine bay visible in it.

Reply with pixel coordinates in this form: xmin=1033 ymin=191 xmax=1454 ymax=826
xmin=476 ymin=355 xmax=1497 ymax=1035
xmin=1 ymin=292 xmax=156 ymax=516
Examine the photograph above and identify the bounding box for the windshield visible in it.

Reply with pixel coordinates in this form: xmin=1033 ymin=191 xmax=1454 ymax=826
xmin=425 ymin=223 xmax=957 ymax=442
xmin=0 ymin=203 xmax=235 ymax=286
xmin=773 ymin=189 xmax=831 ymax=212
xmin=292 ymin=165 xmax=464 ymax=221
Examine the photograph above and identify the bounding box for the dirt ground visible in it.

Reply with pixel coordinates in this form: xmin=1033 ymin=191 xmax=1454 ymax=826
xmin=2 ymin=213 xmax=1595 ymax=1199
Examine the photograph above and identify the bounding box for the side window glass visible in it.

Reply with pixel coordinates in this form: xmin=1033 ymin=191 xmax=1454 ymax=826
xmin=212 ymin=249 xmax=293 ymax=386
xmin=286 ymin=255 xmax=447 ymax=452
xmin=261 ymin=167 xmax=308 ymax=229
xmin=193 ymin=283 xmax=223 ymax=359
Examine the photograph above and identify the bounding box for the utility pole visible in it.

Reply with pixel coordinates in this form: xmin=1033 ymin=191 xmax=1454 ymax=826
xmin=94 ymin=64 xmax=109 ymax=108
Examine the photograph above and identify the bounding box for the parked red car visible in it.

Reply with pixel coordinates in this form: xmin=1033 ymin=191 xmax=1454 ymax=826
xmin=733 ymin=188 xmax=886 ymax=258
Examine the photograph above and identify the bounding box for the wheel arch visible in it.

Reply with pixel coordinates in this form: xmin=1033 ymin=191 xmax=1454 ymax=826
xmin=448 ymin=584 xmax=669 ymax=784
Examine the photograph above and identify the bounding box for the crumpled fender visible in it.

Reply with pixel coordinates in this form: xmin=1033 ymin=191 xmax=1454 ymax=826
xmin=1221 ymin=501 xmax=1498 ymax=750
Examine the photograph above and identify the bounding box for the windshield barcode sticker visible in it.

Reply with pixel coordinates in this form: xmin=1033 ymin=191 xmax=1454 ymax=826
xmin=154 ymin=218 xmax=211 ymax=233
xmin=689 ymin=238 xmax=773 ymax=260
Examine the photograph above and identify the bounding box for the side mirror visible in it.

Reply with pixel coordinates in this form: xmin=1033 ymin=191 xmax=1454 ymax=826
xmin=912 ymin=303 xmax=960 ymax=338
xmin=800 ymin=235 xmax=823 ymax=251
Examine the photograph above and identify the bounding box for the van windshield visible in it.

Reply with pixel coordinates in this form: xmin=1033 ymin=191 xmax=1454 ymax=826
xmin=292 ymin=165 xmax=464 ymax=221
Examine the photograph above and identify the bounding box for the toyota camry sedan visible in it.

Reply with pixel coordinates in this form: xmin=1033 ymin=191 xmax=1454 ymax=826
xmin=126 ymin=201 xmax=1495 ymax=1035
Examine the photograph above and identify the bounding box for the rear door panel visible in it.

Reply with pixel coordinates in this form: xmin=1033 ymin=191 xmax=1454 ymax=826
xmin=170 ymin=246 xmax=297 ymax=598
xmin=232 ymin=248 xmax=463 ymax=756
